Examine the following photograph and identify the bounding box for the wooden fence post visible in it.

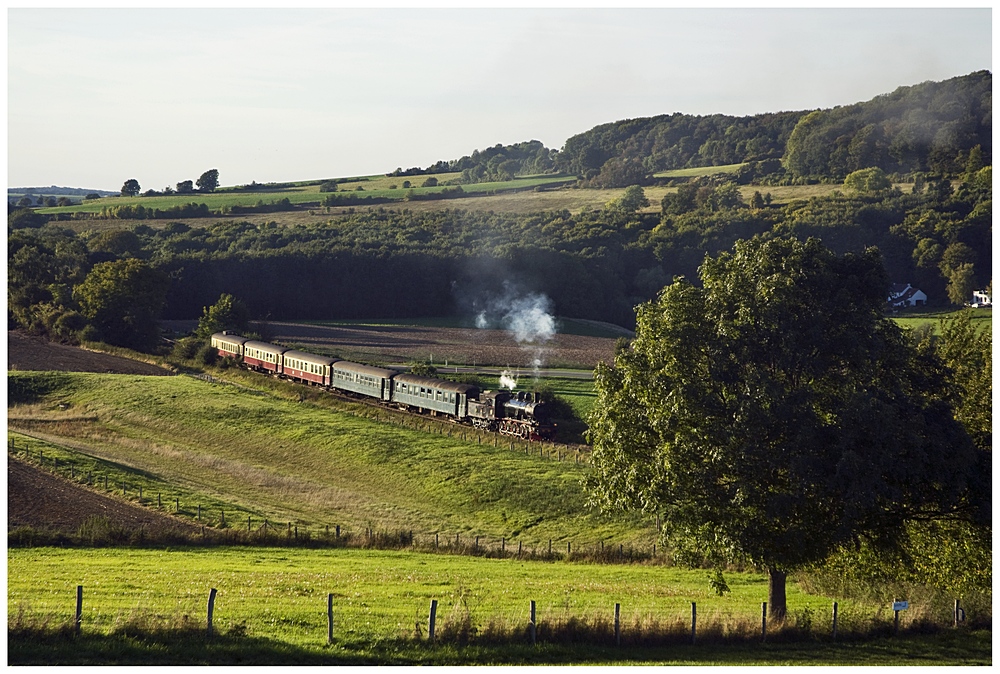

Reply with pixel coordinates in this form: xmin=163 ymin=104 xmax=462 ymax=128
xmin=691 ymin=602 xmax=697 ymax=645
xmin=327 ymin=593 xmax=334 ymax=644
xmin=207 ymin=588 xmax=218 ymax=637
xmin=614 ymin=602 xmax=621 ymax=646
xmin=761 ymin=602 xmax=767 ymax=640
xmin=529 ymin=600 xmax=536 ymax=646
xmin=76 ymin=585 xmax=83 ymax=636
xmin=832 ymin=601 xmax=838 ymax=640
xmin=429 ymin=599 xmax=438 ymax=643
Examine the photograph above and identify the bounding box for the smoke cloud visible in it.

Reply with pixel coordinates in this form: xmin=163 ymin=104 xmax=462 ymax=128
xmin=499 ymin=369 xmax=518 ymax=390
xmin=472 ymin=281 xmax=558 ymax=379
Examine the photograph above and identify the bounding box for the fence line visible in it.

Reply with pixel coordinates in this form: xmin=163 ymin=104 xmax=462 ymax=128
xmin=56 ymin=585 xmax=964 ymax=647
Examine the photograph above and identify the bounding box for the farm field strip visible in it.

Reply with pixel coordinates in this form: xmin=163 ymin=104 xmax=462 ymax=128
xmin=37 ymin=175 xmax=576 ymax=215
xmin=8 ymin=371 xmax=650 ymax=546
xmin=8 ymin=546 xmax=863 ymax=649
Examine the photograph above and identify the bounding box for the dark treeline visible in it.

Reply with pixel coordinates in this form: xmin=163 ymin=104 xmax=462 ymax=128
xmin=394 ymin=140 xmax=559 ymax=184
xmin=8 ymin=166 xmax=990 ymax=349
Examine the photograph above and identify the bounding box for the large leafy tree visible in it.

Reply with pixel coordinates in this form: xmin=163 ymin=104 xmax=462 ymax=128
xmin=73 ymin=258 xmax=169 ymax=350
xmin=196 ymin=169 xmax=219 ymax=192
xmin=586 ymin=237 xmax=986 ymax=620
xmin=120 ymin=179 xmax=141 ymax=197
xmin=195 ymin=293 xmax=250 ymax=339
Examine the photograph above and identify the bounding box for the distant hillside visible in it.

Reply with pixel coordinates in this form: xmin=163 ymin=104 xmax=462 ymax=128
xmin=551 ymin=71 xmax=991 ymax=185
xmin=9 ymin=186 xmax=115 ymax=199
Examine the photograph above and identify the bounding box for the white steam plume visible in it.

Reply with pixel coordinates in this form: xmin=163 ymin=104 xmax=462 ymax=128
xmin=473 ymin=282 xmax=558 ymax=380
xmin=499 ymin=369 xmax=518 ymax=390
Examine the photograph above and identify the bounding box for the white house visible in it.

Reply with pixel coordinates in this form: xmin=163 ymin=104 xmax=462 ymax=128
xmin=970 ymin=289 xmax=991 ymax=307
xmin=887 ymin=283 xmax=927 ymax=308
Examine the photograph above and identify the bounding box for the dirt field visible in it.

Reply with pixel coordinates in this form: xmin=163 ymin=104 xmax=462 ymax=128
xmin=163 ymin=320 xmax=617 ymax=370
xmin=8 ymin=331 xmax=173 ymax=376
xmin=8 ymin=453 xmax=200 ymax=536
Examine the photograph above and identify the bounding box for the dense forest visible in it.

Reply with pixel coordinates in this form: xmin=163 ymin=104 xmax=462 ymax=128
xmin=8 ymin=163 xmax=990 ymax=349
xmin=554 ymin=71 xmax=991 ymax=186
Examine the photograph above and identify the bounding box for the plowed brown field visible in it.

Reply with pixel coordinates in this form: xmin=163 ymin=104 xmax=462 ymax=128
xmin=8 ymin=331 xmax=173 ymax=376
xmin=162 ymin=320 xmax=617 ymax=370
xmin=8 ymin=453 xmax=200 ymax=536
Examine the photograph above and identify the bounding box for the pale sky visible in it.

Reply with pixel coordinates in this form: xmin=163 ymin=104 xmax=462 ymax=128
xmin=7 ymin=7 xmax=992 ymax=191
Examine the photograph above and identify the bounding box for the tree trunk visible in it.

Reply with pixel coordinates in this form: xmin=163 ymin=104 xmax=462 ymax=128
xmin=768 ymin=568 xmax=787 ymax=623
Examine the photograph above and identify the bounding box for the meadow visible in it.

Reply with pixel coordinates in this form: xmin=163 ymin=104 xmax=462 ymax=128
xmin=9 ymin=546 xmax=987 ymax=665
xmin=36 ymin=173 xmax=577 ymax=216
xmin=7 ymin=371 xmax=648 ymax=547
xmin=892 ymin=306 xmax=992 ymax=336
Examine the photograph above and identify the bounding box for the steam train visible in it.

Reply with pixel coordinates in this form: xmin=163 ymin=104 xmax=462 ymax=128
xmin=211 ymin=332 xmax=556 ymax=440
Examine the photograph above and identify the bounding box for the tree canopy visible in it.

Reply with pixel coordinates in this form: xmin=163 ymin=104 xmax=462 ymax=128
xmin=195 ymin=292 xmax=250 ymax=339
xmin=585 ymin=237 xmax=987 ymax=620
xmin=120 ymin=179 xmax=141 ymax=197
xmin=73 ymin=258 xmax=169 ymax=350
xmin=197 ymin=169 xmax=220 ymax=192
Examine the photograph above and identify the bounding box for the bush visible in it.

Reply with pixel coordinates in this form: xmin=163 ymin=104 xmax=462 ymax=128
xmin=195 ymin=343 xmax=217 ymax=366
xmin=171 ymin=337 xmax=203 ymax=361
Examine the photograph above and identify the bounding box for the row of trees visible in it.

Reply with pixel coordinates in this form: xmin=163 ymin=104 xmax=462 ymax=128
xmin=121 ymin=169 xmax=219 ymax=197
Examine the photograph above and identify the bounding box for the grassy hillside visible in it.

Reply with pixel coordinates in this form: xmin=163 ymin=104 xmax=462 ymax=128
xmin=7 ymin=371 xmax=650 ymax=547
xmin=34 ymin=174 xmax=576 ymax=216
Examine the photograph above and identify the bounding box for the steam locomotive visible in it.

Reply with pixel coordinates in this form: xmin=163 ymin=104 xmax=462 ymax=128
xmin=211 ymin=332 xmax=556 ymax=440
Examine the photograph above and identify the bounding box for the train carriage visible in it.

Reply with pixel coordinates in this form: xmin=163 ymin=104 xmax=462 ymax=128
xmin=329 ymin=361 xmax=397 ymax=401
xmin=282 ymin=349 xmax=338 ymax=386
xmin=243 ymin=341 xmax=288 ymax=374
xmin=391 ymin=373 xmax=479 ymax=417
xmin=210 ymin=332 xmax=248 ymax=360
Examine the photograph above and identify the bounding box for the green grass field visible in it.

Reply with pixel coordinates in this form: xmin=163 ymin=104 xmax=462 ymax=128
xmin=892 ymin=307 xmax=992 ymax=336
xmin=10 ymin=546 xmax=986 ymax=665
xmin=36 ymin=174 xmax=577 ymax=216
xmin=7 ymin=371 xmax=645 ymax=547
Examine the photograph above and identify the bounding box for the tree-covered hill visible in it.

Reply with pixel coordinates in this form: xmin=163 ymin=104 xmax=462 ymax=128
xmin=552 ymin=71 xmax=991 ymax=186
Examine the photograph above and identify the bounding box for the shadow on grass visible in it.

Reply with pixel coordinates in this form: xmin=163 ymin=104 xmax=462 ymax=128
xmin=8 ymin=628 xmax=991 ymax=666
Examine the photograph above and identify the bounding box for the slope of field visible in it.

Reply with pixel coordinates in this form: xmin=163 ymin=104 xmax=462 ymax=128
xmin=7 ymin=370 xmax=650 ymax=548
xmin=8 ymin=453 xmax=200 ymax=536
